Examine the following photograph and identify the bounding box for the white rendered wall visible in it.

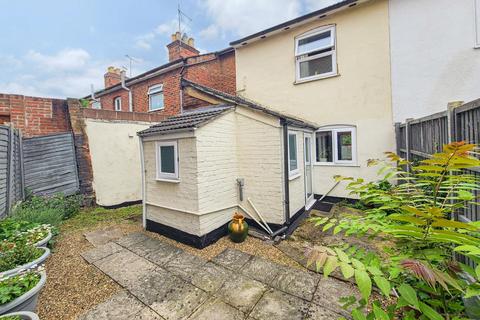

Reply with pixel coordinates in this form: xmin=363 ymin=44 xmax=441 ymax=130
xmin=390 ymin=0 xmax=480 ymax=122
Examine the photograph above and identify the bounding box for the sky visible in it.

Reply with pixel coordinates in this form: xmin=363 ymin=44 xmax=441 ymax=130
xmin=0 ymin=0 xmax=340 ymax=98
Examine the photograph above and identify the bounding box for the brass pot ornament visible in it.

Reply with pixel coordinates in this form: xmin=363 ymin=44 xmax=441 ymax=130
xmin=228 ymin=213 xmax=249 ymax=243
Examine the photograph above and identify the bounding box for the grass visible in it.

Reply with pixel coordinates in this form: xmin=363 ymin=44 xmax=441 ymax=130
xmin=60 ymin=205 xmax=142 ymax=233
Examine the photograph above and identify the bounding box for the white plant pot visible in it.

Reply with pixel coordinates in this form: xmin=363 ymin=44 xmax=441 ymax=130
xmin=0 ymin=272 xmax=46 ymax=315
xmin=34 ymin=231 xmax=52 ymax=248
xmin=0 ymin=247 xmax=50 ymax=278
xmin=0 ymin=311 xmax=40 ymax=320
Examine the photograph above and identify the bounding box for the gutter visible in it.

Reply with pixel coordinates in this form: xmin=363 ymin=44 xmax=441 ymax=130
xmin=120 ymin=71 xmax=133 ymax=112
xmin=281 ymin=118 xmax=291 ymax=225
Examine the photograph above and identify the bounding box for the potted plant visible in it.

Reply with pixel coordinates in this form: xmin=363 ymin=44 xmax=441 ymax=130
xmin=22 ymin=225 xmax=52 ymax=248
xmin=0 ymin=242 xmax=50 ymax=278
xmin=0 ymin=270 xmax=46 ymax=315
xmin=0 ymin=311 xmax=39 ymax=320
xmin=0 ymin=220 xmax=52 ymax=248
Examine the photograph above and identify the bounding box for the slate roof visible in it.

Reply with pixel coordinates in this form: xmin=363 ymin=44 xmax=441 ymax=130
xmin=182 ymin=79 xmax=318 ymax=130
xmin=137 ymin=105 xmax=234 ymax=137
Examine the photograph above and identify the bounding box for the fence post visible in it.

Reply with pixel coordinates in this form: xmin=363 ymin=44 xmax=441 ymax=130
xmin=405 ymin=118 xmax=413 ymax=172
xmin=394 ymin=122 xmax=402 ymax=156
xmin=18 ymin=130 xmax=25 ymax=201
xmin=447 ymin=101 xmax=463 ymax=143
xmin=5 ymin=125 xmax=14 ymax=216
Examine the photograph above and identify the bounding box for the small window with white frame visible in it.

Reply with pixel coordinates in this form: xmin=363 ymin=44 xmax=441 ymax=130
xmin=315 ymin=126 xmax=356 ymax=165
xmin=295 ymin=25 xmax=337 ymax=82
xmin=475 ymin=0 xmax=480 ymax=48
xmin=92 ymin=100 xmax=101 ymax=109
xmin=148 ymin=84 xmax=164 ymax=111
xmin=288 ymin=132 xmax=299 ymax=177
xmin=156 ymin=141 xmax=179 ymax=181
xmin=114 ymin=96 xmax=122 ymax=111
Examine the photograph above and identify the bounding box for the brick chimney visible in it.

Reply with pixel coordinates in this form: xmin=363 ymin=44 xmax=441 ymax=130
xmin=104 ymin=66 xmax=122 ymax=88
xmin=167 ymin=32 xmax=199 ymax=62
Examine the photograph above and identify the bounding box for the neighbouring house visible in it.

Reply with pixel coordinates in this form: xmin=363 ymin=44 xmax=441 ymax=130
xmin=230 ymin=0 xmax=394 ymax=199
xmin=389 ymin=0 xmax=480 ymax=122
xmin=138 ymin=83 xmax=318 ymax=248
xmin=86 ymin=32 xmax=236 ymax=115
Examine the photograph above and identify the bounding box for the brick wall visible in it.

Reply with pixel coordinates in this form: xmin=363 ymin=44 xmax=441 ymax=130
xmin=97 ymin=50 xmax=236 ymax=116
xmin=0 ymin=94 xmax=70 ymax=137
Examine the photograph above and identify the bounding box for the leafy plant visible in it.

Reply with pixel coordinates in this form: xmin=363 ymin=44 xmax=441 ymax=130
xmin=0 ymin=241 xmax=43 ymax=272
xmin=308 ymin=142 xmax=480 ymax=319
xmin=0 ymin=316 xmax=21 ymax=320
xmin=0 ymin=271 xmax=40 ymax=305
xmin=0 ymin=219 xmax=39 ymax=241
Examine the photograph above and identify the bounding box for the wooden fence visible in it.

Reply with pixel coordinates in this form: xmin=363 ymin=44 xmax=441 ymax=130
xmin=0 ymin=130 xmax=79 ymax=218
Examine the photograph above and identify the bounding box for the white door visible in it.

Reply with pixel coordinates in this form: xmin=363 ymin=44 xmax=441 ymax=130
xmin=304 ymin=134 xmax=315 ymax=209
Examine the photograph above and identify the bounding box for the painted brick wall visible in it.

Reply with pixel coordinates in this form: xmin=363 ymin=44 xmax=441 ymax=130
xmin=97 ymin=50 xmax=236 ymax=116
xmin=0 ymin=94 xmax=70 ymax=137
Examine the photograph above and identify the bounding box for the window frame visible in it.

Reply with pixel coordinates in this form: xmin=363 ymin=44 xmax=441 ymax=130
xmin=315 ymin=126 xmax=357 ymax=166
xmin=475 ymin=0 xmax=480 ymax=48
xmin=92 ymin=100 xmax=101 ymax=109
xmin=295 ymin=25 xmax=337 ymax=82
xmin=114 ymin=96 xmax=122 ymax=112
xmin=288 ymin=131 xmax=300 ymax=178
xmin=148 ymin=84 xmax=165 ymax=111
xmin=155 ymin=140 xmax=179 ymax=181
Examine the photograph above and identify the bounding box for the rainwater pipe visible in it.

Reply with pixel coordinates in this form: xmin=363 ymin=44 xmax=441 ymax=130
xmin=238 ymin=204 xmax=272 ymax=236
xmin=120 ymin=70 xmax=133 ymax=112
xmin=139 ymin=136 xmax=147 ymax=228
xmin=247 ymin=198 xmax=274 ymax=235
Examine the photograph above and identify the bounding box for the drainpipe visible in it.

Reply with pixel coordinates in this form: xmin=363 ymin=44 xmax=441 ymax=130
xmin=281 ymin=118 xmax=291 ymax=225
xmin=139 ymin=136 xmax=146 ymax=228
xmin=120 ymin=70 xmax=133 ymax=112
xmin=179 ymin=61 xmax=187 ymax=114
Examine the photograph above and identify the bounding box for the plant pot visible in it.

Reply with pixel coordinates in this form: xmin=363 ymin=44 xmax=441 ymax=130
xmin=0 ymin=247 xmax=50 ymax=278
xmin=33 ymin=231 xmax=52 ymax=248
xmin=0 ymin=272 xmax=46 ymax=315
xmin=0 ymin=311 xmax=40 ymax=320
xmin=228 ymin=213 xmax=249 ymax=243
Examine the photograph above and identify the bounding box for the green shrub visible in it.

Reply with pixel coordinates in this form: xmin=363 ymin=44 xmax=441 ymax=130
xmin=11 ymin=193 xmax=82 ymax=226
xmin=0 ymin=219 xmax=39 ymax=241
xmin=0 ymin=271 xmax=40 ymax=304
xmin=0 ymin=242 xmax=43 ymax=272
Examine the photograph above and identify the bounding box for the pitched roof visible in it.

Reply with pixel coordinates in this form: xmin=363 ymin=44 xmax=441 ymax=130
xmin=182 ymin=79 xmax=318 ymax=129
xmin=137 ymin=105 xmax=234 ymax=137
xmin=230 ymin=0 xmax=367 ymax=47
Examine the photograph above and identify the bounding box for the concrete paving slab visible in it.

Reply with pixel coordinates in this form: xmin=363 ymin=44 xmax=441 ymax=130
xmin=94 ymin=248 xmax=156 ymax=288
xmin=116 ymin=232 xmax=151 ymax=248
xmin=190 ymin=262 xmax=232 ymax=293
xmin=211 ymin=248 xmax=252 ymax=271
xmin=164 ymin=251 xmax=207 ymax=281
xmin=133 ymin=307 xmax=165 ymax=320
xmin=248 ymin=289 xmax=310 ymax=320
xmin=312 ymin=277 xmax=362 ymax=316
xmin=81 ymin=242 xmax=123 ymax=264
xmin=242 ymin=256 xmax=286 ymax=285
xmin=187 ymin=298 xmax=245 ymax=320
xmin=145 ymin=242 xmax=183 ymax=267
xmin=215 ymin=274 xmax=267 ymax=313
xmin=84 ymin=228 xmax=124 ymax=247
xmin=79 ymin=291 xmax=145 ymax=320
xmin=271 ymin=267 xmax=320 ymax=301
xmin=305 ymin=303 xmax=345 ymax=320
xmin=129 ymin=237 xmax=167 ymax=257
xmin=129 ymin=268 xmax=185 ymax=306
xmin=150 ymin=281 xmax=208 ymax=320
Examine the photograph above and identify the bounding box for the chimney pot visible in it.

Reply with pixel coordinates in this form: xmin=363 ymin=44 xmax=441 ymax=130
xmin=166 ymin=33 xmax=199 ymax=62
xmin=104 ymin=66 xmax=122 ymax=88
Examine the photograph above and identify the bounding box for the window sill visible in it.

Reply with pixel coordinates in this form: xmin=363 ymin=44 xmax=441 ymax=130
xmin=294 ymin=73 xmax=339 ymax=85
xmin=289 ymin=172 xmax=301 ymax=181
xmin=314 ymin=162 xmax=359 ymax=168
xmin=156 ymin=178 xmax=180 ymax=183
xmin=148 ymin=108 xmax=165 ymax=113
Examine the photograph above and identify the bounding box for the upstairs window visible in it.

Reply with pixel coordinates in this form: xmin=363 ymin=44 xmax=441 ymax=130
xmin=148 ymin=84 xmax=164 ymax=111
xmin=315 ymin=126 xmax=356 ymax=165
xmin=92 ymin=100 xmax=101 ymax=109
xmin=295 ymin=25 xmax=337 ymax=82
xmin=156 ymin=141 xmax=179 ymax=181
xmin=288 ymin=132 xmax=299 ymax=177
xmin=114 ymin=97 xmax=122 ymax=111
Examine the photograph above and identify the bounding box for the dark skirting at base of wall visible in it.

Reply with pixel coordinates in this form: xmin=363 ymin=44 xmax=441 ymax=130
xmin=102 ymin=199 xmax=142 ymax=209
xmin=146 ymin=219 xmax=228 ymax=249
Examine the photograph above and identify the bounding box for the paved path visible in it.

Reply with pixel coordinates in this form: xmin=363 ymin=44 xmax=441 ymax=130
xmin=79 ymin=232 xmax=359 ymax=320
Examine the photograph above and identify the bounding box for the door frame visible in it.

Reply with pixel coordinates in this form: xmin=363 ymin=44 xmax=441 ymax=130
xmin=304 ymin=133 xmax=315 ymax=210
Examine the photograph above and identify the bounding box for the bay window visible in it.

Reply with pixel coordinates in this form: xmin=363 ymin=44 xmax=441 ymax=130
xmin=315 ymin=126 xmax=356 ymax=165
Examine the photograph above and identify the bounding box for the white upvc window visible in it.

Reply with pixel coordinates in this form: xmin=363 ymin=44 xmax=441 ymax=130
xmin=315 ymin=126 xmax=357 ymax=166
xmin=148 ymin=84 xmax=164 ymax=111
xmin=92 ymin=100 xmax=101 ymax=109
xmin=155 ymin=141 xmax=179 ymax=181
xmin=295 ymin=25 xmax=337 ymax=82
xmin=288 ymin=132 xmax=300 ymax=178
xmin=114 ymin=97 xmax=122 ymax=111
xmin=475 ymin=0 xmax=480 ymax=48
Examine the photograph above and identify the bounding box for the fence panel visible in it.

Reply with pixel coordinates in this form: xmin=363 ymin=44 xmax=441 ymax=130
xmin=23 ymin=133 xmax=79 ymax=197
